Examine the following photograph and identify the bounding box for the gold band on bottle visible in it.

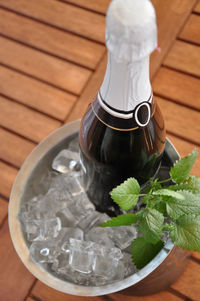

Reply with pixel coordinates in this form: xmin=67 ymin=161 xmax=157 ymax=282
xmin=91 ymin=104 xmax=139 ymax=132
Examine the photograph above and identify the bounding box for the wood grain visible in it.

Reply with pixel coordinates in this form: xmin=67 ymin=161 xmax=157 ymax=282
xmin=63 ymin=0 xmax=110 ymax=14
xmin=192 ymin=251 xmax=200 ymax=261
xmin=0 ymin=0 xmax=105 ymax=43
xmin=157 ymin=96 xmax=200 ymax=145
xmin=32 ymin=280 xmax=108 ymax=301
xmin=0 ymin=8 xmax=105 ymax=69
xmin=0 ymin=197 xmax=8 ymax=226
xmin=150 ymin=0 xmax=197 ymax=78
xmin=171 ymin=260 xmax=200 ymax=301
xmin=66 ymin=52 xmax=107 ymax=122
xmin=0 ymin=65 xmax=77 ymax=121
xmin=0 ymin=96 xmax=61 ymax=143
xmin=0 ymin=161 xmax=18 ymax=199
xmin=194 ymin=0 xmax=200 ymax=13
xmin=0 ymin=36 xmax=91 ymax=94
xmin=163 ymin=40 xmax=200 ymax=77
xmin=0 ymin=219 xmax=35 ymax=301
xmin=152 ymin=67 xmax=200 ymax=111
xmin=109 ymin=290 xmax=183 ymax=301
xmin=0 ymin=128 xmax=36 ymax=168
xmin=179 ymin=14 xmax=200 ymax=44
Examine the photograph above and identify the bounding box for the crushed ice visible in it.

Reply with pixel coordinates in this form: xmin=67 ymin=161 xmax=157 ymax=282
xmin=19 ymin=136 xmax=138 ymax=286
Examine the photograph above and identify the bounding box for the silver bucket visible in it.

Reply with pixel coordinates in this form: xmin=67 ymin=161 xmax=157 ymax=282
xmin=9 ymin=120 xmax=190 ymax=297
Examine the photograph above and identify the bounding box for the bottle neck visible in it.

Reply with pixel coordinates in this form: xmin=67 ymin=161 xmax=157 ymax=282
xmin=99 ymin=52 xmax=152 ymax=118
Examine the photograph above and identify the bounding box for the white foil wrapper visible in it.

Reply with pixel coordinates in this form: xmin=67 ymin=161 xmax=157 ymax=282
xmin=106 ymin=0 xmax=157 ymax=62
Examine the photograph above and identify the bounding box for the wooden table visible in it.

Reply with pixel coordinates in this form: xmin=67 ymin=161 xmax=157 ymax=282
xmin=0 ymin=1 xmax=200 ymax=300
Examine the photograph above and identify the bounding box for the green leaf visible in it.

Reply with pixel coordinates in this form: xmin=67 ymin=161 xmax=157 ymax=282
xmin=167 ymin=176 xmax=200 ymax=193
xmin=138 ymin=208 xmax=164 ymax=244
xmin=165 ymin=191 xmax=200 ymax=220
xmin=187 ymin=175 xmax=200 ymax=192
xmin=111 ymin=178 xmax=140 ymax=210
xmin=154 ymin=201 xmax=167 ymax=215
xmin=131 ymin=237 xmax=164 ymax=269
xmin=153 ymin=189 xmax=185 ymax=199
xmin=145 ymin=178 xmax=162 ymax=193
xmin=101 ymin=214 xmax=138 ymax=227
xmin=170 ymin=215 xmax=200 ymax=251
xmin=170 ymin=149 xmax=198 ymax=184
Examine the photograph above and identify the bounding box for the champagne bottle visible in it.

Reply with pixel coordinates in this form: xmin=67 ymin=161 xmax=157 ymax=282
xmin=79 ymin=0 xmax=166 ymax=216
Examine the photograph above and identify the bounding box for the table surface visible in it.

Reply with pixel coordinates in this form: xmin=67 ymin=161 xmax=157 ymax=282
xmin=0 ymin=1 xmax=200 ymax=300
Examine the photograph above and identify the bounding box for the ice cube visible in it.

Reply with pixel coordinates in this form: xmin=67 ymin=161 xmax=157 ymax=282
xmin=56 ymin=194 xmax=94 ymax=228
xmin=50 ymin=174 xmax=83 ymax=196
xmin=121 ymin=252 xmax=137 ymax=277
xmin=85 ymin=227 xmax=115 ymax=248
xmin=68 ymin=137 xmax=79 ymax=153
xmin=30 ymin=240 xmax=58 ymax=263
xmin=33 ymin=170 xmax=58 ymax=195
xmin=78 ymin=212 xmax=110 ymax=231
xmin=25 ymin=217 xmax=61 ymax=241
xmin=19 ymin=195 xmax=44 ymax=223
xmin=60 ymin=228 xmax=84 ymax=251
xmin=69 ymin=239 xmax=95 ymax=274
xmin=52 ymin=252 xmax=70 ymax=275
xmin=72 ymin=192 xmax=95 ymax=211
xmin=93 ymin=246 xmax=123 ymax=278
xmin=109 ymin=226 xmax=137 ymax=250
xmin=52 ymin=149 xmax=80 ymax=174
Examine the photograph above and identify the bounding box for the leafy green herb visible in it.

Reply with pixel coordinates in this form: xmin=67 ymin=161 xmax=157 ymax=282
xmin=131 ymin=237 xmax=164 ymax=269
xmin=101 ymin=213 xmax=138 ymax=227
xmin=101 ymin=149 xmax=200 ymax=269
xmin=138 ymin=208 xmax=164 ymax=244
xmin=170 ymin=214 xmax=200 ymax=251
xmin=111 ymin=178 xmax=140 ymax=210
xmin=165 ymin=191 xmax=200 ymax=220
xmin=170 ymin=149 xmax=198 ymax=183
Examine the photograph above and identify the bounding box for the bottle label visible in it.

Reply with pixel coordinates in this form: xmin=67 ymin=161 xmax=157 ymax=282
xmin=93 ymin=93 xmax=154 ymax=131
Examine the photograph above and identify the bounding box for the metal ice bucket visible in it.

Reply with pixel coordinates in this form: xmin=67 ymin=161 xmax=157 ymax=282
xmin=9 ymin=120 xmax=190 ymax=296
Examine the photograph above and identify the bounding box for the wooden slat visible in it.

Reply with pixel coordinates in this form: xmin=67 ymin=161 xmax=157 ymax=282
xmin=157 ymin=97 xmax=200 ymax=145
xmin=0 ymin=96 xmax=61 ymax=143
xmin=192 ymin=251 xmax=200 ymax=261
xmin=32 ymin=280 xmax=107 ymax=301
xmin=179 ymin=14 xmax=200 ymax=44
xmin=0 ymin=219 xmax=35 ymax=301
xmin=0 ymin=8 xmax=104 ymax=69
xmin=171 ymin=260 xmax=200 ymax=301
xmin=150 ymin=0 xmax=197 ymax=78
xmin=63 ymin=0 xmax=110 ymax=14
xmin=0 ymin=65 xmax=76 ymax=121
xmin=194 ymin=0 xmax=200 ymax=13
xmin=163 ymin=40 xmax=200 ymax=77
xmin=0 ymin=128 xmax=36 ymax=168
xmin=167 ymin=134 xmax=200 ymax=177
xmin=66 ymin=52 xmax=107 ymax=122
xmin=152 ymin=67 xmax=200 ymax=111
xmin=0 ymin=161 xmax=17 ymax=199
xmin=0 ymin=36 xmax=91 ymax=94
xmin=109 ymin=290 xmax=183 ymax=301
xmin=0 ymin=197 xmax=8 ymax=226
xmin=0 ymin=0 xmax=105 ymax=43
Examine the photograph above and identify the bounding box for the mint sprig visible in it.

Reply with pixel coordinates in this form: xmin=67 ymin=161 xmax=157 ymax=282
xmin=111 ymin=178 xmax=140 ymax=210
xmin=170 ymin=149 xmax=198 ymax=183
xmin=101 ymin=149 xmax=200 ymax=269
xmin=131 ymin=237 xmax=164 ymax=269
